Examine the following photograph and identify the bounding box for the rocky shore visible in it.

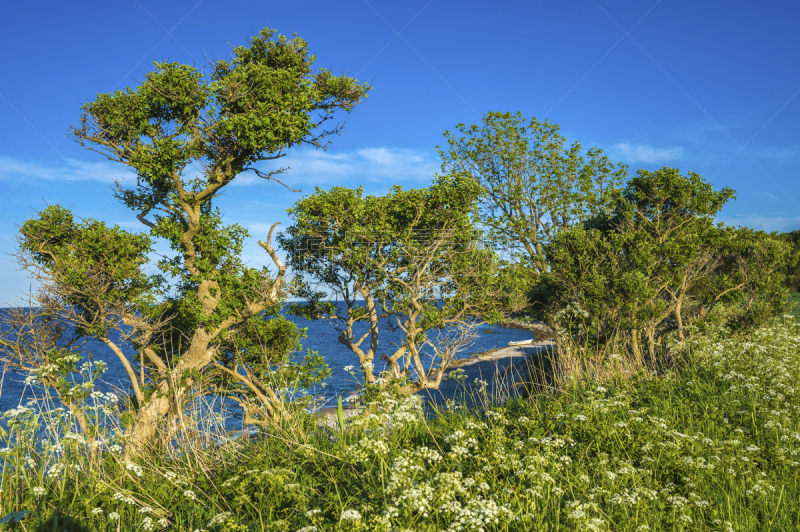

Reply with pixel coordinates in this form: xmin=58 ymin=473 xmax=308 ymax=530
xmin=498 ymin=318 xmax=555 ymax=341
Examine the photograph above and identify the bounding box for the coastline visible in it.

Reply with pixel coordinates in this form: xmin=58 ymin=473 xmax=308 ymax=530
xmin=313 ymin=330 xmax=558 ymax=429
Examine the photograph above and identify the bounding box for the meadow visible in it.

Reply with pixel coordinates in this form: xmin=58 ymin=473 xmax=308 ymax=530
xmin=2 ymin=298 xmax=800 ymax=531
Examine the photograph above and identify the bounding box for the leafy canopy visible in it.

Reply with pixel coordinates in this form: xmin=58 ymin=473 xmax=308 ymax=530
xmin=543 ymin=167 xmax=790 ymax=359
xmin=439 ymin=111 xmax=628 ymax=274
xmin=14 ymin=27 xmax=370 ymax=442
xmin=280 ymin=175 xmax=527 ymax=388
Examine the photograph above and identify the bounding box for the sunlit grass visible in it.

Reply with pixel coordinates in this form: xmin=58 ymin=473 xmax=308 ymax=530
xmin=3 ymin=316 xmax=800 ymax=530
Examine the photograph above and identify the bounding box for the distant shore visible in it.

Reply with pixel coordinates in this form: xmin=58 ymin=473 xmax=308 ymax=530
xmin=313 ymin=332 xmax=558 ymax=429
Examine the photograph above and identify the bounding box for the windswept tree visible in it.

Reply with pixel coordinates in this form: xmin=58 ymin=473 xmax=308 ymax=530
xmin=6 ymin=27 xmax=369 ymax=449
xmin=542 ymin=168 xmax=791 ymax=363
xmin=278 ymin=186 xmax=390 ymax=385
xmin=438 ymin=111 xmax=628 ymax=274
xmin=280 ymin=175 xmax=527 ymax=390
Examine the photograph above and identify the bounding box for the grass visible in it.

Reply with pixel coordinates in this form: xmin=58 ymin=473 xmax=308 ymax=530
xmin=3 ymin=315 xmax=800 ymax=530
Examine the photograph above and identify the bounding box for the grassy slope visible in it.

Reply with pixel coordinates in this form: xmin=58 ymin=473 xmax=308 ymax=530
xmin=3 ymin=317 xmax=800 ymax=530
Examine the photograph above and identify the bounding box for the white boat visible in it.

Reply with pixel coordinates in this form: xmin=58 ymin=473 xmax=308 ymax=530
xmin=508 ymin=339 xmax=535 ymax=346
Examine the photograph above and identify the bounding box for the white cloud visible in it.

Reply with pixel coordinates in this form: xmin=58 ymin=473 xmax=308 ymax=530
xmin=719 ymin=214 xmax=800 ymax=232
xmin=756 ymin=145 xmax=800 ymax=163
xmin=0 ymin=155 xmax=137 ymax=184
xmin=236 ymin=146 xmax=440 ymax=187
xmin=612 ymin=143 xmax=684 ymax=164
xmin=1 ymin=146 xmax=440 ymax=189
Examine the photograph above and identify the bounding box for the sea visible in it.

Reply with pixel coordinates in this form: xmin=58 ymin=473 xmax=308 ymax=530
xmin=0 ymin=303 xmax=536 ymax=433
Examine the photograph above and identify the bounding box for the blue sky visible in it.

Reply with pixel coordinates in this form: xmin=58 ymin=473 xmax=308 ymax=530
xmin=1 ymin=0 xmax=798 ymax=304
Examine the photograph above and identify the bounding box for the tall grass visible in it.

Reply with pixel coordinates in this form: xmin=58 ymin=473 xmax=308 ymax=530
xmin=3 ymin=315 xmax=800 ymax=530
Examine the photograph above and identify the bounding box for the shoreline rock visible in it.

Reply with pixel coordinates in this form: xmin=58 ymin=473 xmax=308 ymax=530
xmin=499 ymin=318 xmax=555 ymax=341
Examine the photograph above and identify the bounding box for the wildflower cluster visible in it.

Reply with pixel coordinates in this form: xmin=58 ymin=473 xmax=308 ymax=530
xmin=2 ymin=316 xmax=800 ymax=531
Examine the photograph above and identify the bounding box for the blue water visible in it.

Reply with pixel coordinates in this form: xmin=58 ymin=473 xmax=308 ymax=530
xmin=0 ymin=303 xmax=536 ymax=432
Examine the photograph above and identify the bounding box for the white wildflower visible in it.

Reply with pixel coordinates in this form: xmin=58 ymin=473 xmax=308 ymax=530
xmin=207 ymin=512 xmax=233 ymax=527
xmin=125 ymin=461 xmax=143 ymax=477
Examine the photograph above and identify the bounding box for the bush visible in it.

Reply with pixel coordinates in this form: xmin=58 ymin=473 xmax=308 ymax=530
xmin=541 ymin=167 xmax=792 ymax=365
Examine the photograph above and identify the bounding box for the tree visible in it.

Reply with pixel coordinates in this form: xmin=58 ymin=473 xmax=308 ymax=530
xmin=696 ymin=226 xmax=793 ymax=333
xmin=8 ymin=27 xmax=369 ymax=450
xmin=777 ymin=229 xmax=800 ymax=292
xmin=278 ymin=185 xmax=389 ymax=385
xmin=280 ymin=175 xmax=527 ymax=391
xmin=542 ymin=168 xmax=791 ymax=364
xmin=438 ymin=111 xmax=628 ymax=274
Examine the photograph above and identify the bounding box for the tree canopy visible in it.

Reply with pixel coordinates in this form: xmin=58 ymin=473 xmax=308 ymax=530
xmin=438 ymin=111 xmax=628 ymax=274
xmin=280 ymin=175 xmax=527 ymax=390
xmin=9 ymin=27 xmax=370 ymax=448
xmin=543 ymin=167 xmax=791 ymax=362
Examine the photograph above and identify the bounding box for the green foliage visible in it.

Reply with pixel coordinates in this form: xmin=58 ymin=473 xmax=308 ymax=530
xmin=776 ymin=229 xmax=800 ymax=291
xmin=279 ymin=175 xmax=527 ymax=387
xmin=19 ymin=205 xmax=159 ymax=317
xmin=9 ymin=27 xmax=370 ymax=446
xmin=701 ymin=226 xmax=793 ymax=332
xmin=5 ymin=317 xmax=800 ymax=531
xmin=438 ymin=111 xmax=628 ymax=274
xmin=542 ymin=167 xmax=791 ymax=359
xmin=789 ymin=293 xmax=800 ymax=319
